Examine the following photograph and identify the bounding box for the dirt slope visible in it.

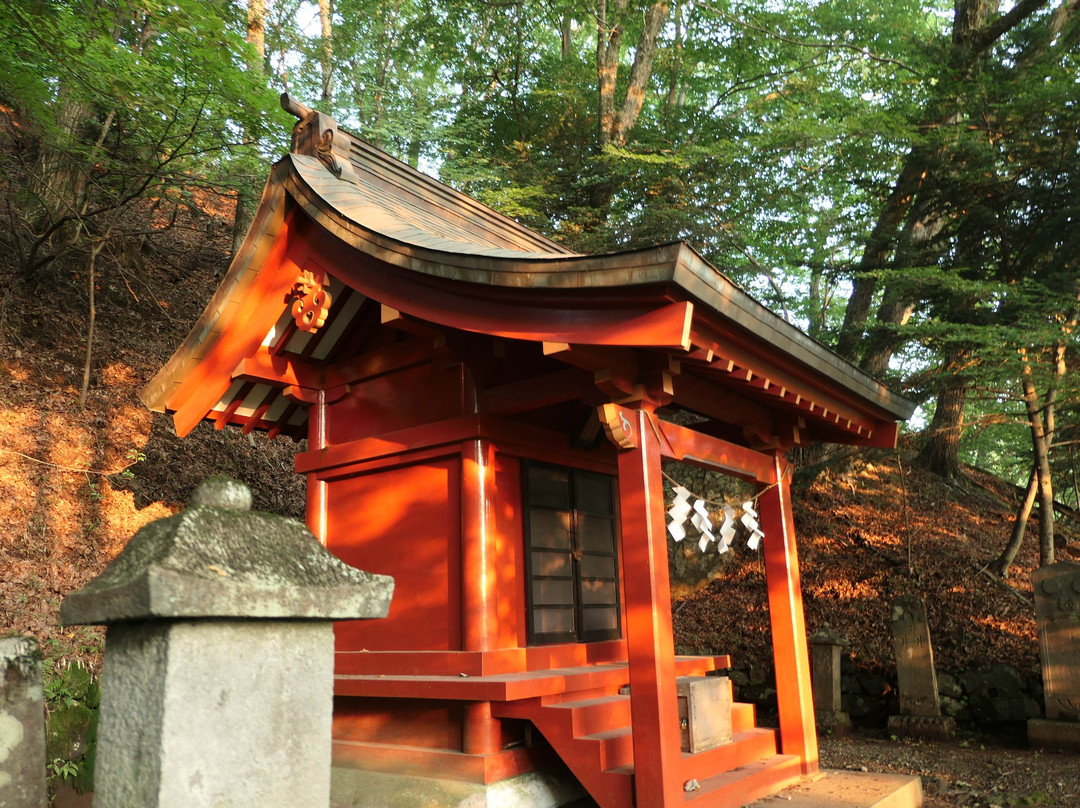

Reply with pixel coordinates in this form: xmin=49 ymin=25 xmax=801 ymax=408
xmin=673 ymin=454 xmax=1055 ymax=679
xmin=0 ymin=195 xmax=305 ymax=671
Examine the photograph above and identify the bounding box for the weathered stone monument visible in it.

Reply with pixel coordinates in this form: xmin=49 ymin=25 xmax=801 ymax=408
xmin=61 ymin=476 xmax=394 ymax=808
xmin=808 ymin=623 xmax=852 ymax=735
xmin=1028 ymin=560 xmax=1080 ymax=751
xmin=0 ymin=637 xmax=47 ymax=808
xmin=888 ymin=595 xmax=954 ymax=740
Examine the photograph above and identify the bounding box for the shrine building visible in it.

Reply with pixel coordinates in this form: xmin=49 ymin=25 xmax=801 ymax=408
xmin=142 ymin=94 xmax=916 ymax=808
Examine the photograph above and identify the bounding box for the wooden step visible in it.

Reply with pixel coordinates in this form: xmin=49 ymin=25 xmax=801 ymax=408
xmin=680 ymin=727 xmax=779 ymax=779
xmin=674 ymin=656 xmax=730 ymax=678
xmin=582 ymin=726 xmax=634 ymax=772
xmin=685 ymin=754 xmax=803 ymax=808
xmin=607 ymin=726 xmax=780 ymax=781
xmin=730 ymin=702 xmax=757 ymax=733
xmin=548 ymin=694 xmax=632 ymax=737
xmin=494 ymin=695 xmax=635 ymax=808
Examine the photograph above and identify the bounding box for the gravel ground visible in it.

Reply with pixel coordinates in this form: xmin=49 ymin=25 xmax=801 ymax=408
xmin=819 ymin=729 xmax=1080 ymax=808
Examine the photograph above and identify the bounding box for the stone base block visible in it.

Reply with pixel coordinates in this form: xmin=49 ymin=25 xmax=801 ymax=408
xmin=887 ymin=714 xmax=955 ymax=741
xmin=1028 ymin=718 xmax=1080 ymax=752
xmin=96 ymin=621 xmax=334 ymax=808
xmin=330 ymin=765 xmax=585 ymax=808
xmin=749 ymin=770 xmax=923 ymax=808
xmin=815 ymin=709 xmax=852 ymax=737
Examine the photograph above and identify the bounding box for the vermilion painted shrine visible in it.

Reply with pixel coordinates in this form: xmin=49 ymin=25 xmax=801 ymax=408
xmin=142 ymin=95 xmax=916 ymax=808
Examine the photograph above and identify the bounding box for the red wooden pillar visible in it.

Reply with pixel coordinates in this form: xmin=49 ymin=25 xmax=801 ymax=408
xmin=305 ymin=389 xmax=329 ymax=545
xmin=461 ymin=437 xmax=501 ymax=754
xmin=462 ymin=437 xmax=497 ymax=652
xmin=617 ymin=407 xmax=684 ymax=808
xmin=758 ymin=454 xmax=818 ymax=774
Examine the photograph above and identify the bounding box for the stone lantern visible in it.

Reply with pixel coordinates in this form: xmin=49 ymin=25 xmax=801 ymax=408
xmin=61 ymin=476 xmax=393 ymax=808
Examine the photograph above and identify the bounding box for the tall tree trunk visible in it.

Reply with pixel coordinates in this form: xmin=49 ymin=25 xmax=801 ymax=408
xmin=611 ymin=1 xmax=668 ymax=146
xmin=595 ymin=0 xmax=624 ymax=147
xmin=836 ymin=0 xmax=1060 ymax=362
xmin=1020 ymin=345 xmax=1062 ymax=567
xmin=231 ymin=191 xmax=254 ymax=259
xmin=30 ymin=0 xmax=131 ymax=229
xmin=858 ymin=191 xmax=948 ymax=376
xmin=234 ymin=0 xmax=267 ymax=260
xmin=362 ymin=0 xmax=405 ymax=146
xmin=561 ymin=10 xmax=574 ymax=60
xmin=318 ymin=0 xmax=334 ymax=105
xmin=858 ymin=288 xmax=917 ymax=377
xmin=835 ymin=152 xmax=928 ymax=360
xmin=32 ymin=86 xmax=93 ymax=227
xmin=247 ymin=0 xmax=266 ymax=63
xmin=992 ymin=468 xmax=1037 ymax=578
xmin=596 ymin=0 xmax=669 ymax=146
xmin=807 ymin=266 xmax=823 ymax=340
xmin=915 ymin=352 xmax=970 ymax=477
xmin=665 ymin=0 xmax=683 ymax=112
xmin=592 ymin=0 xmax=670 ymax=210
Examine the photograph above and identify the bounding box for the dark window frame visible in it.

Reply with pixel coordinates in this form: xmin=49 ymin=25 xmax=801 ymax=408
xmin=523 ymin=461 xmax=621 ymax=646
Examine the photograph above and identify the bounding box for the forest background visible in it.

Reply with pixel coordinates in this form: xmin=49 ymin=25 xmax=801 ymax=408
xmin=1 ymin=0 xmax=1079 ymax=572
xmin=2 ymin=4 xmax=1080 ymax=802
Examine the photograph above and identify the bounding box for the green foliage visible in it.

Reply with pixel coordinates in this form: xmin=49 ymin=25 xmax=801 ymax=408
xmin=43 ymin=659 xmax=100 ymax=794
xmin=119 ymin=448 xmax=146 ymax=480
xmin=1 ymin=0 xmax=1075 ymax=489
xmin=48 ymin=758 xmax=79 ymax=782
xmin=44 ymin=660 xmax=92 ymax=705
xmin=0 ymin=0 xmax=286 ymax=274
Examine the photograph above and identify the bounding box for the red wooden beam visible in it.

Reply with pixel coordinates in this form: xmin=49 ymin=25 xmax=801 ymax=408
xmin=294 ymin=416 xmax=483 ymax=474
xmin=476 ymin=368 xmax=591 ymax=415
xmin=758 ymin=455 xmax=819 ymax=775
xmin=651 ymin=413 xmax=777 ymax=483
xmin=672 ymin=373 xmax=774 ymax=435
xmin=326 ymin=338 xmax=440 ymax=388
xmin=541 ymin=342 xmax=640 ymax=376
xmin=213 ymin=381 xmax=254 ymax=430
xmin=302 ymin=221 xmax=697 ymax=348
xmin=381 ymin=304 xmax=448 ymax=338
xmin=267 ymin=400 xmax=300 ymax=440
xmin=689 ymin=323 xmax=878 ymax=434
xmin=240 ymin=387 xmax=279 ymax=434
xmin=592 ymin=367 xmax=644 ymax=401
xmin=816 ymin=420 xmax=898 ymax=449
xmin=269 ymin=319 xmax=299 ymax=357
xmin=232 ymin=347 xmax=325 ymax=389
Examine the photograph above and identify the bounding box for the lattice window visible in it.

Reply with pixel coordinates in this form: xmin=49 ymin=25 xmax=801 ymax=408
xmin=524 ymin=462 xmax=621 ymax=646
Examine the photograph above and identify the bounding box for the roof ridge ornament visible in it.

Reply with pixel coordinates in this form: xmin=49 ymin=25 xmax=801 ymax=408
xmin=280 ymin=93 xmax=355 ymax=184
xmin=280 ymin=92 xmax=312 ymax=120
xmin=316 ymin=128 xmax=343 ymax=178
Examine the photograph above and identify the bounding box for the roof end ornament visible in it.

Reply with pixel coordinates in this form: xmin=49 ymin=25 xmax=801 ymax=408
xmin=279 ymin=93 xmax=355 ymax=184
xmin=280 ymin=92 xmax=312 ymax=120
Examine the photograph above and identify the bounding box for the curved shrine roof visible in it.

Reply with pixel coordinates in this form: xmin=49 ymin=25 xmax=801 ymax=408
xmin=142 ymin=95 xmax=914 ymax=446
